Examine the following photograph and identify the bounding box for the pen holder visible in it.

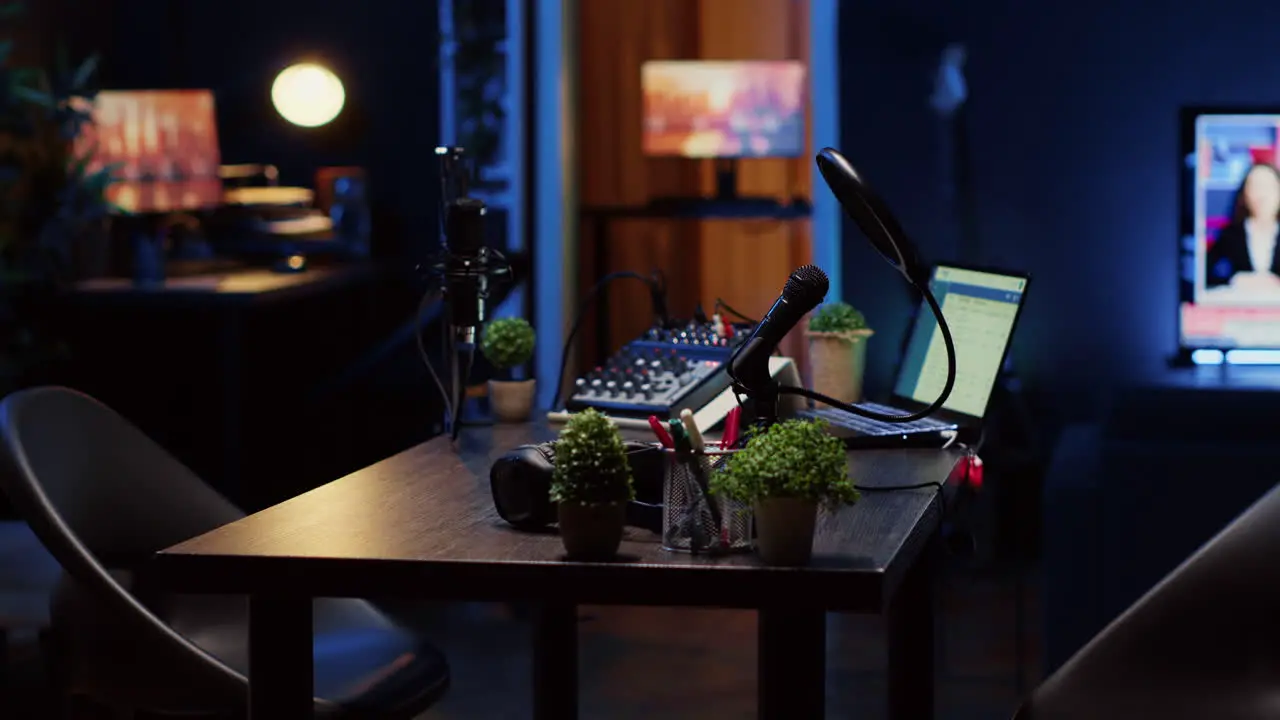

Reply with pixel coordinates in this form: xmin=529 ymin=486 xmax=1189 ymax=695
xmin=661 ymin=449 xmax=753 ymax=555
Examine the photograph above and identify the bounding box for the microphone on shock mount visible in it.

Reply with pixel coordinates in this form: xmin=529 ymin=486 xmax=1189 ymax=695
xmin=443 ymin=197 xmax=489 ymax=346
xmin=728 ymin=264 xmax=830 ymax=427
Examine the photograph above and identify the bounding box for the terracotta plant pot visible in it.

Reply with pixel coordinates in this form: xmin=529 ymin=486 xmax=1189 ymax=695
xmin=489 ymin=379 xmax=536 ymax=423
xmin=807 ymin=329 xmax=873 ymax=407
xmin=753 ymin=497 xmax=819 ymax=566
xmin=557 ymin=501 xmax=626 ymax=561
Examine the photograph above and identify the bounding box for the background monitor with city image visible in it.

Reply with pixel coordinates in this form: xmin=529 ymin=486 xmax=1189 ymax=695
xmin=75 ymin=89 xmax=223 ymax=214
xmin=1178 ymin=107 xmax=1280 ymax=357
xmin=641 ymin=60 xmax=806 ymax=159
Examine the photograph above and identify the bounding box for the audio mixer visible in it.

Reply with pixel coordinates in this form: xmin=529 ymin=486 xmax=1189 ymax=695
xmin=564 ymin=319 xmax=752 ymax=419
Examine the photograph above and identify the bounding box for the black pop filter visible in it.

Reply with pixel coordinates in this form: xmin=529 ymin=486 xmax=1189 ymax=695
xmin=816 ymin=147 xmax=925 ymax=283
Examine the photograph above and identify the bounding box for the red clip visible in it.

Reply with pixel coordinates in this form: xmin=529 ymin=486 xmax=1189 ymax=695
xmin=966 ymin=454 xmax=984 ymax=490
xmin=948 ymin=452 xmax=983 ymax=490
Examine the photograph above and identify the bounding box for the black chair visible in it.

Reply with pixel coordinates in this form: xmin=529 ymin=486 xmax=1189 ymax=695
xmin=1018 ymin=480 xmax=1280 ymax=719
xmin=0 ymin=386 xmax=449 ymax=718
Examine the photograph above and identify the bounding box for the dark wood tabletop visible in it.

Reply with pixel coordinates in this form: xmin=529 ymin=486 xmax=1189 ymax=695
xmin=152 ymin=422 xmax=961 ymax=613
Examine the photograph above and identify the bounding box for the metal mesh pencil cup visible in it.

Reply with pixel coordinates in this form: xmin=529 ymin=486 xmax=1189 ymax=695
xmin=661 ymin=449 xmax=753 ymax=554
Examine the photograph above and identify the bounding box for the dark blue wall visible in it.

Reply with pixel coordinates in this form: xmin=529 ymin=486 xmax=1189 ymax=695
xmin=103 ymin=0 xmax=440 ymax=264
xmin=839 ymin=1 xmax=1280 ymax=416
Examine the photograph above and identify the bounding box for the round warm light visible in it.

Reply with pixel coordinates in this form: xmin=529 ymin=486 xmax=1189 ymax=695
xmin=271 ymin=63 xmax=345 ymax=128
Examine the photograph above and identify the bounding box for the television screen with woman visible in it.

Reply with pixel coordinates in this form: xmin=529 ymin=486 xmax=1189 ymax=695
xmin=1179 ymin=108 xmax=1280 ymax=355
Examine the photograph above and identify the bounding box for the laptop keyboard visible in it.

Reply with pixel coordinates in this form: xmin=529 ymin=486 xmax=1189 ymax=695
xmin=805 ymin=402 xmax=958 ymax=436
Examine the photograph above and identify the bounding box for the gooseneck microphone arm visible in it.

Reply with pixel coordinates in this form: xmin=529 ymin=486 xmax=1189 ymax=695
xmin=729 ymin=147 xmax=960 ymax=426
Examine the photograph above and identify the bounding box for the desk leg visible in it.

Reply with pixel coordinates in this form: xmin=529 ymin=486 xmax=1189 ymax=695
xmin=249 ymin=593 xmax=313 ymax=719
xmin=532 ymin=603 xmax=578 ymax=720
xmin=758 ymin=609 xmax=826 ymax=719
xmin=888 ymin=541 xmax=937 ymax=720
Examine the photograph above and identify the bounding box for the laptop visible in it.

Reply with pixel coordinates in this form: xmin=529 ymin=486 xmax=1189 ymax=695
xmin=798 ymin=263 xmax=1031 ymax=448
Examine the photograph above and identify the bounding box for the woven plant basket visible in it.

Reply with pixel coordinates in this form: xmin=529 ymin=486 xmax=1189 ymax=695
xmin=806 ymin=329 xmax=873 ymax=407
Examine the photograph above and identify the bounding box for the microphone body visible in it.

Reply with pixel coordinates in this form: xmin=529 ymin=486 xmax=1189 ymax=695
xmin=443 ymin=197 xmax=488 ymax=344
xmin=728 ymin=265 xmax=829 ymax=425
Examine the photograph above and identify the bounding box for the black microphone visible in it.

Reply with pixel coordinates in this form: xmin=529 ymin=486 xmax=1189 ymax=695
xmin=728 ymin=264 xmax=830 ymax=424
xmin=443 ymin=197 xmax=488 ymax=345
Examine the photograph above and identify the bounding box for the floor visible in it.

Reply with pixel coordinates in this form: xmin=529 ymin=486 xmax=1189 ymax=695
xmin=0 ymin=520 xmax=1040 ymax=719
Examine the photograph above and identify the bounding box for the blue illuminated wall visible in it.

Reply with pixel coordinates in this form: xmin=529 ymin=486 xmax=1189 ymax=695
xmin=839 ymin=1 xmax=1280 ymax=413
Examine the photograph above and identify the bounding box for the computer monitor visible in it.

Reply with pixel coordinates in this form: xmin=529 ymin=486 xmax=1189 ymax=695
xmin=75 ymin=89 xmax=223 ymax=214
xmin=894 ymin=264 xmax=1030 ymax=419
xmin=640 ymin=60 xmax=806 ymax=159
xmin=1178 ymin=107 xmax=1280 ymax=358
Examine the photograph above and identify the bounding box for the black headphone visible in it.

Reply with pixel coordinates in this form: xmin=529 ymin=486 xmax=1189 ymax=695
xmin=490 ymin=441 xmax=667 ymax=532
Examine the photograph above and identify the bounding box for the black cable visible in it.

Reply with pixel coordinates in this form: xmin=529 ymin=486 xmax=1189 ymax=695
xmin=648 ymin=269 xmax=671 ymax=327
xmin=715 ymin=297 xmax=758 ymax=325
xmin=414 ymin=288 xmax=453 ymax=422
xmin=855 ymin=481 xmax=944 ymax=492
xmin=551 ymin=271 xmax=663 ymax=409
xmin=777 ymin=277 xmax=956 ymax=423
xmin=450 ymin=342 xmax=475 ymax=441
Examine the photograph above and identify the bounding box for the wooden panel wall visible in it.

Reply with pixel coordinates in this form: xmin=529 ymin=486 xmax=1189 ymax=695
xmin=577 ymin=0 xmax=812 ymax=367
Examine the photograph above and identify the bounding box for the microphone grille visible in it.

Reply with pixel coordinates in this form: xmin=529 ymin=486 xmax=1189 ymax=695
xmin=784 ymin=264 xmax=830 ymax=306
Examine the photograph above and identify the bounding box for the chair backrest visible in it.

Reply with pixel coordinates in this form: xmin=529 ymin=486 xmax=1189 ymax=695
xmin=0 ymin=387 xmax=249 ymax=703
xmin=1020 ymin=479 xmax=1280 ymax=719
xmin=0 ymin=386 xmax=243 ymax=564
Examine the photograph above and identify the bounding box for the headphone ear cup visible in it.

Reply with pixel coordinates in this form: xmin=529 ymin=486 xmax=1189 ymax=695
xmin=490 ymin=445 xmax=557 ymax=530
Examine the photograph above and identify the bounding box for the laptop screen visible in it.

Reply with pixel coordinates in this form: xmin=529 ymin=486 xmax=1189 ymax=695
xmin=893 ymin=265 xmax=1029 ymax=419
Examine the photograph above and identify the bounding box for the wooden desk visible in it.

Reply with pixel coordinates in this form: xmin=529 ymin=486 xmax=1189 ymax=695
xmin=150 ymin=422 xmax=958 ymax=719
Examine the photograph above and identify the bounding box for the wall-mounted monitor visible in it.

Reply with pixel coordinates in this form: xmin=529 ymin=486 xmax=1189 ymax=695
xmin=640 ymin=60 xmax=806 ymax=159
xmin=1178 ymin=107 xmax=1280 ymax=357
xmin=75 ymin=89 xmax=223 ymax=214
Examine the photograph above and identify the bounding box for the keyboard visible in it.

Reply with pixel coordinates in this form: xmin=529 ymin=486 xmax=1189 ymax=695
xmin=805 ymin=402 xmax=958 ymax=436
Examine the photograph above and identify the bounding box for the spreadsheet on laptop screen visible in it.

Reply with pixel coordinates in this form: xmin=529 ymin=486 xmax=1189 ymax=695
xmin=894 ymin=266 xmax=1026 ymax=418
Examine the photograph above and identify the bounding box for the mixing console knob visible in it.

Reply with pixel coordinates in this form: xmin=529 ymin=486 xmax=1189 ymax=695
xmin=622 ymin=380 xmax=635 ymax=395
xmin=605 ymin=380 xmax=618 ymax=394
xmin=640 ymin=383 xmax=652 ymax=398
xmin=590 ymin=378 xmax=603 ymax=392
xmin=575 ymin=378 xmax=588 ymax=393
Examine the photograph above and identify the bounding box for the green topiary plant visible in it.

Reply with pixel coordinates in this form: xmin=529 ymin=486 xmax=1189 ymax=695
xmin=481 ymin=317 xmax=534 ymax=376
xmin=808 ymin=301 xmax=868 ymax=334
xmin=711 ymin=418 xmax=858 ymax=507
xmin=550 ymin=408 xmax=635 ymax=506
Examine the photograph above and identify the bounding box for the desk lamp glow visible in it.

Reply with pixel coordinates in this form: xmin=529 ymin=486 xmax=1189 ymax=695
xmin=271 ymin=63 xmax=345 ymax=128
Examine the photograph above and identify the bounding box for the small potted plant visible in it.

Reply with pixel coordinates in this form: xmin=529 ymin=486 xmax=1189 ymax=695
xmin=711 ymin=418 xmax=857 ymax=566
xmin=806 ymin=301 xmax=874 ymax=406
xmin=481 ymin=317 xmax=536 ymax=422
xmin=549 ymin=408 xmax=635 ymax=560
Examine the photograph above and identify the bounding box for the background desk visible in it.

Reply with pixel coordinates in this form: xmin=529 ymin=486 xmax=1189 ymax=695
xmin=1041 ymin=365 xmax=1280 ymax=674
xmin=59 ymin=264 xmax=384 ymax=510
xmin=151 ymin=421 xmax=960 ymax=720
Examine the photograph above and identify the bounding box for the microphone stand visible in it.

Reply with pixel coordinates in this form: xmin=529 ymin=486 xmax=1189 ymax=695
xmin=433 ymin=147 xmax=513 ymax=442
xmin=734 ymin=380 xmax=781 ymax=431
xmin=731 ymin=273 xmax=959 ymax=430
